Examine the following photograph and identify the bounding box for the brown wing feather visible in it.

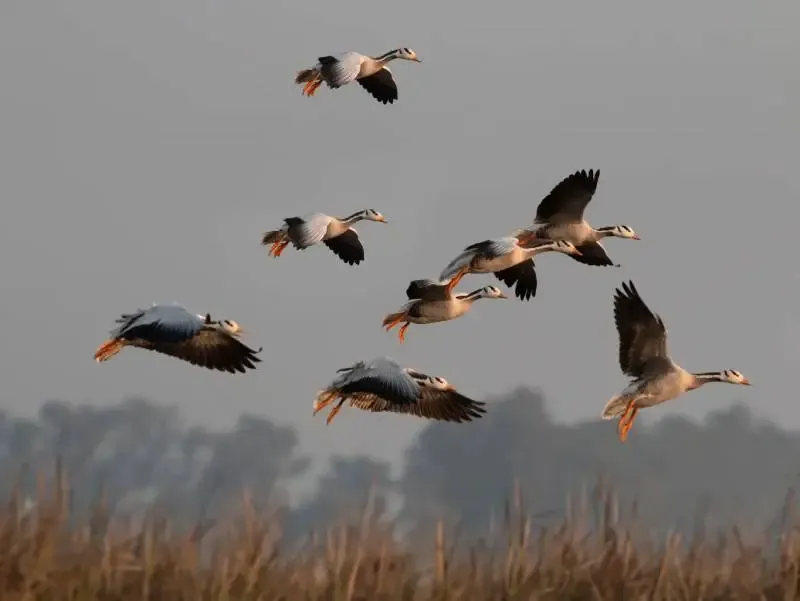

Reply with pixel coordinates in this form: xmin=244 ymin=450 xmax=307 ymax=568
xmin=357 ymin=68 xmax=398 ymax=104
xmin=153 ymin=328 xmax=262 ymax=374
xmin=493 ymin=260 xmax=538 ymax=301
xmin=324 ymin=229 xmax=365 ymax=265
xmin=572 ymin=242 xmax=617 ymax=267
xmin=613 ymin=280 xmax=669 ymax=378
xmin=534 ymin=169 xmax=600 ymax=225
xmin=348 ymin=389 xmax=486 ymax=423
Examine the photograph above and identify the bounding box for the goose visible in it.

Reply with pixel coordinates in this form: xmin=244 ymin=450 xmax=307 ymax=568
xmin=438 ymin=237 xmax=582 ymax=301
xmin=382 ymin=280 xmax=507 ymax=342
xmin=602 ymin=280 xmax=751 ymax=442
xmin=261 ymin=209 xmax=387 ymax=266
xmin=295 ymin=47 xmax=422 ymax=105
xmin=514 ymin=169 xmax=639 ymax=267
xmin=94 ymin=304 xmax=262 ymax=374
xmin=314 ymin=357 xmax=485 ymax=425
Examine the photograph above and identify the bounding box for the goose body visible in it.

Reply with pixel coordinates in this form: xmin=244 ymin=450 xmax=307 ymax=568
xmin=438 ymin=237 xmax=582 ymax=301
xmin=295 ymin=48 xmax=421 ymax=104
xmin=93 ymin=304 xmax=262 ymax=374
xmin=314 ymin=357 xmax=485 ymax=424
xmin=382 ymin=281 xmax=507 ymax=341
xmin=515 ymin=169 xmax=639 ymax=267
xmin=602 ymin=280 xmax=751 ymax=441
xmin=261 ymin=209 xmax=386 ymax=265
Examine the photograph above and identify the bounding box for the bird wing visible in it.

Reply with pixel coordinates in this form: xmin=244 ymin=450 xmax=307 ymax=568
xmin=349 ymin=369 xmax=486 ymax=423
xmin=285 ymin=213 xmax=332 ymax=249
xmin=154 ymin=328 xmax=262 ymax=374
xmin=320 ymin=52 xmax=363 ymax=88
xmin=572 ymin=241 xmax=616 ymax=266
xmin=405 ymin=279 xmax=453 ymax=301
xmin=409 ymin=386 xmax=487 ymax=423
xmin=330 ymin=357 xmax=420 ymax=405
xmin=493 ymin=259 xmax=538 ymax=301
xmin=534 ymin=169 xmax=600 ymax=225
xmin=357 ymin=67 xmax=398 ymax=104
xmin=613 ymin=280 xmax=670 ymax=379
xmin=468 ymin=237 xmax=519 ymax=258
xmin=323 ymin=228 xmax=365 ymax=265
xmin=110 ymin=304 xmax=204 ymax=343
xmin=439 ymin=238 xmax=517 ymax=280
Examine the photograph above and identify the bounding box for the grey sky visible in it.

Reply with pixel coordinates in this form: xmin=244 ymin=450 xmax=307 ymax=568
xmin=0 ymin=1 xmax=797 ymax=479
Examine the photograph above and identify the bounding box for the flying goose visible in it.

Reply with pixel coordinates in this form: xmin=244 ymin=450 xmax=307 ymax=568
xmin=261 ymin=209 xmax=387 ymax=266
xmin=514 ymin=169 xmax=639 ymax=267
xmin=382 ymin=279 xmax=507 ymax=342
xmin=438 ymin=237 xmax=582 ymax=301
xmin=314 ymin=357 xmax=486 ymax=425
xmin=602 ymin=281 xmax=751 ymax=442
xmin=295 ymin=47 xmax=422 ymax=105
xmin=94 ymin=304 xmax=262 ymax=374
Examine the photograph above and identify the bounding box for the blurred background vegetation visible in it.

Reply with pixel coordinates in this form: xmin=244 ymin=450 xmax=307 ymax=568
xmin=0 ymin=387 xmax=794 ymax=547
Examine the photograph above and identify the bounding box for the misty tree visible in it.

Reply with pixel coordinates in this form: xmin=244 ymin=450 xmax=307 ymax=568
xmin=190 ymin=413 xmax=310 ymax=520
xmin=398 ymin=387 xmax=800 ymax=542
xmin=0 ymin=392 xmax=798 ymax=539
xmin=286 ymin=455 xmax=396 ymax=542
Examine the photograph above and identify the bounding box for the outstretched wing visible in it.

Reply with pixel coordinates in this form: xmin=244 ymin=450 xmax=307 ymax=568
xmin=405 ymin=279 xmax=453 ymax=301
xmin=349 ymin=387 xmax=486 ymax=423
xmin=349 ymin=367 xmax=485 ymax=423
xmin=154 ymin=328 xmax=262 ymax=374
xmin=285 ymin=214 xmax=332 ymax=249
xmin=572 ymin=241 xmax=617 ymax=267
xmin=493 ymin=260 xmax=538 ymax=301
xmin=357 ymin=67 xmax=398 ymax=104
xmin=324 ymin=228 xmax=365 ymax=265
xmin=439 ymin=238 xmax=517 ymax=280
xmin=534 ymin=169 xmax=600 ymax=225
xmin=110 ymin=304 xmax=203 ymax=343
xmin=319 ymin=52 xmax=363 ymax=88
xmin=613 ymin=280 xmax=670 ymax=378
xmin=329 ymin=357 xmax=420 ymax=405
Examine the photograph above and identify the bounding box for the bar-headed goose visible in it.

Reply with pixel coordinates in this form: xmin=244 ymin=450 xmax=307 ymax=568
xmin=295 ymin=48 xmax=422 ymax=105
xmin=261 ymin=209 xmax=387 ymax=266
xmin=382 ymin=279 xmax=507 ymax=342
xmin=94 ymin=304 xmax=262 ymax=374
xmin=602 ymin=280 xmax=751 ymax=442
xmin=515 ymin=169 xmax=639 ymax=267
xmin=438 ymin=237 xmax=582 ymax=301
xmin=314 ymin=357 xmax=485 ymax=424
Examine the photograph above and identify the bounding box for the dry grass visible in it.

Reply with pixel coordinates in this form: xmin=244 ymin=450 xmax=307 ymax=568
xmin=1 ymin=469 xmax=800 ymax=600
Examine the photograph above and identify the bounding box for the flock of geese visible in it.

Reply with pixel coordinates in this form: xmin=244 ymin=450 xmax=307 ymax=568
xmin=93 ymin=47 xmax=751 ymax=443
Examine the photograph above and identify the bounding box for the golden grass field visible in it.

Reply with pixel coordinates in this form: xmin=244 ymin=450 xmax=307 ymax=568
xmin=2 ymin=469 xmax=799 ymax=600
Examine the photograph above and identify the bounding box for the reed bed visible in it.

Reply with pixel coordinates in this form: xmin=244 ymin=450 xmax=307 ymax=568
xmin=1 ymin=471 xmax=799 ymax=600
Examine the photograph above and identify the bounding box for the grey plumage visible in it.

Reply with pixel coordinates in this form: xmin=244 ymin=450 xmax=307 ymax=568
xmin=515 ymin=169 xmax=639 ymax=267
xmin=296 ymin=48 xmax=421 ymax=104
xmin=602 ymin=281 xmax=750 ymax=441
xmin=260 ymin=209 xmax=386 ymax=265
xmin=405 ymin=278 xmax=455 ymax=301
xmin=438 ymin=237 xmax=581 ymax=301
xmin=314 ymin=357 xmax=486 ymax=424
xmin=94 ymin=303 xmax=261 ymax=374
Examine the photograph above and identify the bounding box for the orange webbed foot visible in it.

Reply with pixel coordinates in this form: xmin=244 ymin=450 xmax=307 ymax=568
xmin=398 ymin=323 xmax=409 ymax=343
xmin=269 ymin=240 xmax=289 ymax=257
xmin=326 ymin=400 xmax=345 ymax=425
xmin=618 ymin=404 xmax=638 ymax=443
xmin=303 ymin=79 xmax=322 ymax=97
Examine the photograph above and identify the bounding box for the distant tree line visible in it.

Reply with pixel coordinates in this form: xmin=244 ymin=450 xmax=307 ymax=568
xmin=0 ymin=389 xmax=795 ymax=543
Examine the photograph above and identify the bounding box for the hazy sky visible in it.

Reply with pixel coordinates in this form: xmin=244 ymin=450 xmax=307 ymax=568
xmin=1 ymin=1 xmax=797 ymax=478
